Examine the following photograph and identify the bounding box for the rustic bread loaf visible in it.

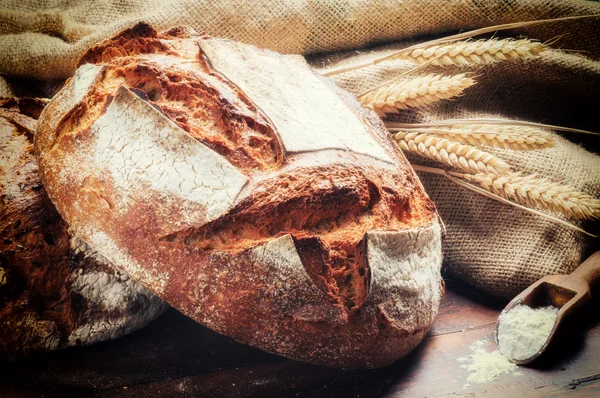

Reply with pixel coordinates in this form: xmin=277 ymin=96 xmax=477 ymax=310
xmin=35 ymin=23 xmax=444 ymax=368
xmin=0 ymin=97 xmax=167 ymax=360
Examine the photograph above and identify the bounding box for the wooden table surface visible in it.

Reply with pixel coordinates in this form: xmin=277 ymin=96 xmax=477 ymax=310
xmin=2 ymin=279 xmax=598 ymax=397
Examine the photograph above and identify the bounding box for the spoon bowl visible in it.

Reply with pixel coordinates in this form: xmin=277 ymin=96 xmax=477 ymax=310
xmin=495 ymin=251 xmax=600 ymax=365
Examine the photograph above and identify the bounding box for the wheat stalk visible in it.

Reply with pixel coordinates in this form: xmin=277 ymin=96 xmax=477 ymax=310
xmin=412 ymin=165 xmax=597 ymax=236
xmin=394 ymin=131 xmax=511 ymax=174
xmin=321 ymin=15 xmax=599 ymax=76
xmin=394 ymin=39 xmax=546 ymax=66
xmin=386 ymin=118 xmax=600 ymax=136
xmin=456 ymin=171 xmax=600 ymax=220
xmin=390 ymin=124 xmax=555 ymax=150
xmin=359 ymin=74 xmax=475 ymax=115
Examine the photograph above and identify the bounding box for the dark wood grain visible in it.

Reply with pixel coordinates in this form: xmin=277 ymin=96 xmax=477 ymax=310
xmin=0 ymin=310 xmax=281 ymax=395
xmin=1 ymin=279 xmax=598 ymax=397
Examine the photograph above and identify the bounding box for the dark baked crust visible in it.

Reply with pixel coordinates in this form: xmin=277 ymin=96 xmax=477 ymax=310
xmin=36 ymin=23 xmax=443 ymax=368
xmin=0 ymin=98 xmax=166 ymax=360
xmin=1 ymin=98 xmax=65 ymax=358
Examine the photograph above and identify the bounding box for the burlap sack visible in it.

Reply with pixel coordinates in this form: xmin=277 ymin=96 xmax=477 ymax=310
xmin=1 ymin=0 xmax=599 ymax=298
xmin=0 ymin=75 xmax=12 ymax=97
xmin=1 ymin=0 xmax=600 ymax=79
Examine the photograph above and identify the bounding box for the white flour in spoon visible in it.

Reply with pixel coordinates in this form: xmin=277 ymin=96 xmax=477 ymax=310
xmin=497 ymin=304 xmax=559 ymax=361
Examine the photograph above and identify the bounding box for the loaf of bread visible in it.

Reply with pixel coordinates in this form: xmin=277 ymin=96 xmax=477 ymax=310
xmin=0 ymin=97 xmax=167 ymax=360
xmin=35 ymin=23 xmax=444 ymax=368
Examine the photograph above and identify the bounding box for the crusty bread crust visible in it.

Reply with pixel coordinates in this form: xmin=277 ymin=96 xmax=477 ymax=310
xmin=0 ymin=97 xmax=166 ymax=360
xmin=35 ymin=23 xmax=443 ymax=368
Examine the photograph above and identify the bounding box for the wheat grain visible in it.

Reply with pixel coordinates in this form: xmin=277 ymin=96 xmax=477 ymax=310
xmin=411 ymin=164 xmax=597 ymax=236
xmin=394 ymin=39 xmax=546 ymax=66
xmin=394 ymin=131 xmax=511 ymax=174
xmin=455 ymin=171 xmax=600 ymax=220
xmin=360 ymin=74 xmax=475 ymax=115
xmin=322 ymin=15 xmax=598 ymax=76
xmin=397 ymin=124 xmax=555 ymax=150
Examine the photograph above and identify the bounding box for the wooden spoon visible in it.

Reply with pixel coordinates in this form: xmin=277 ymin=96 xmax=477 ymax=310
xmin=495 ymin=251 xmax=600 ymax=365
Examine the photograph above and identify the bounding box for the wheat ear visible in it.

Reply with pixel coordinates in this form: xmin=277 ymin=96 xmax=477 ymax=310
xmin=412 ymin=165 xmax=597 ymax=236
xmin=321 ymin=14 xmax=599 ymax=76
xmin=456 ymin=171 xmax=600 ymax=220
xmin=395 ymin=39 xmax=546 ymax=66
xmin=359 ymin=74 xmax=475 ymax=115
xmin=389 ymin=124 xmax=555 ymax=150
xmin=394 ymin=132 xmax=511 ymax=174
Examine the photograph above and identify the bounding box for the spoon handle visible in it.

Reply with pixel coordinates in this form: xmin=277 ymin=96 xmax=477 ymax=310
xmin=570 ymin=251 xmax=600 ymax=289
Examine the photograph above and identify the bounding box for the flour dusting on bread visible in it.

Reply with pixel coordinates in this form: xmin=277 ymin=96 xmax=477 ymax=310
xmin=200 ymin=39 xmax=394 ymax=163
xmin=367 ymin=222 xmax=443 ymax=330
xmin=93 ymin=86 xmax=247 ymax=221
xmin=68 ymin=269 xmax=166 ymax=345
xmin=71 ymin=64 xmax=104 ymax=106
xmin=79 ymin=228 xmax=170 ymax=295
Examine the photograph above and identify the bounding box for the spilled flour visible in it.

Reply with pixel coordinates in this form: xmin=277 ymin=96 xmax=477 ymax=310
xmin=458 ymin=304 xmax=560 ymax=388
xmin=497 ymin=305 xmax=559 ymax=361
xmin=458 ymin=339 xmax=521 ymax=389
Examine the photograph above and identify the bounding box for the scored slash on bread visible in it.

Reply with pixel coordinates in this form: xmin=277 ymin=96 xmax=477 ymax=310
xmin=35 ymin=23 xmax=444 ymax=368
